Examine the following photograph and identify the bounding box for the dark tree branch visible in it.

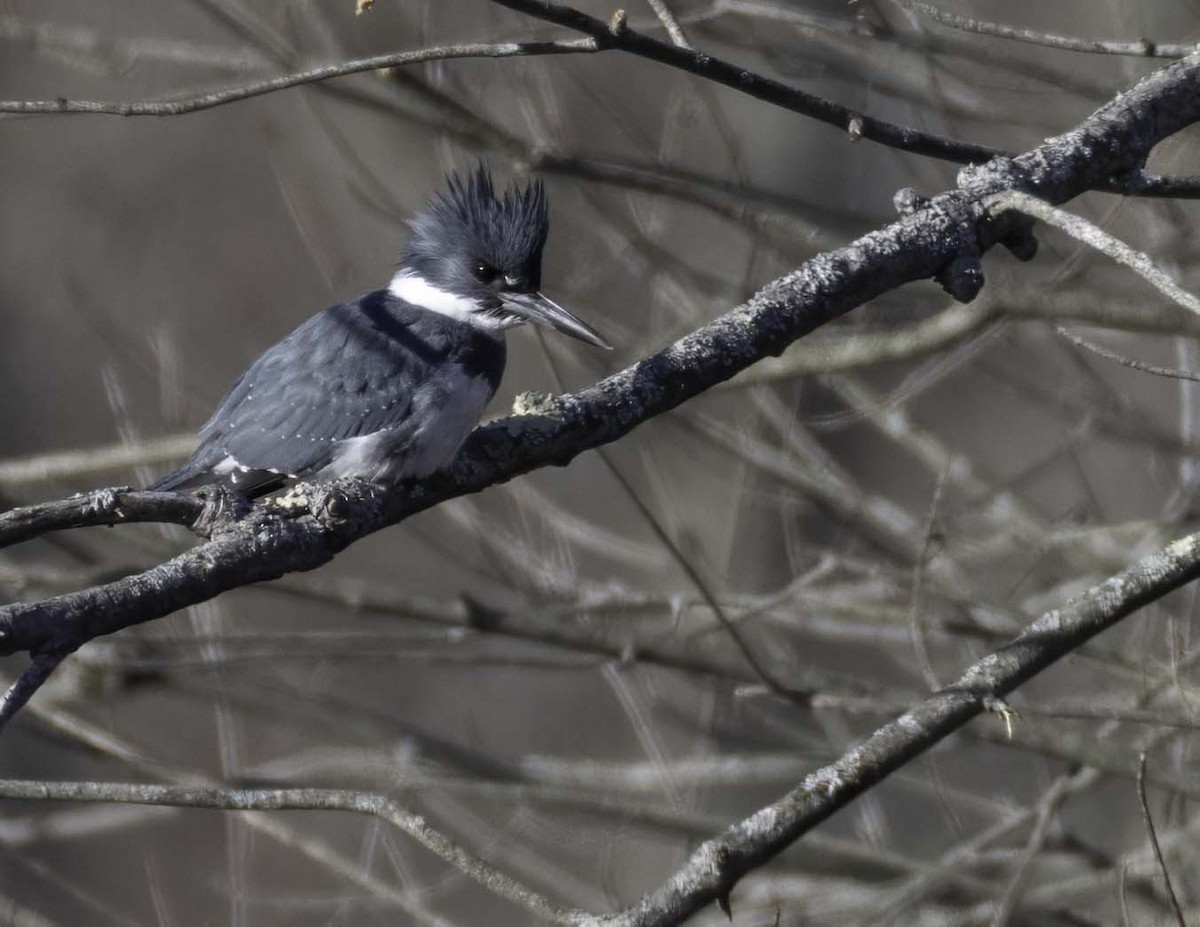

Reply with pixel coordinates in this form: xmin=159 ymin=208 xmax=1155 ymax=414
xmin=0 ymin=2 xmax=947 ymax=164
xmin=0 ymin=3 xmax=998 ymax=166
xmin=0 ymin=654 xmax=64 ymax=730
xmin=484 ymin=0 xmax=1200 ymax=200
xmin=0 ymin=488 xmax=206 ymax=550
xmin=5 ymin=52 xmax=1200 ymax=733
xmin=4 ymin=2 xmax=1199 ymax=199
xmin=487 ymin=0 xmax=1000 ymax=163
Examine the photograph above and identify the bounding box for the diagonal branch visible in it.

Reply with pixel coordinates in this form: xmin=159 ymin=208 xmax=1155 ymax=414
xmin=1136 ymin=753 xmax=1188 ymax=927
xmin=606 ymin=528 xmax=1200 ymax=926
xmin=485 ymin=0 xmax=1200 ymax=201
xmin=642 ymin=0 xmax=692 ymax=49
xmin=487 ymin=0 xmax=999 ymax=163
xmin=985 ymin=190 xmax=1200 ymax=317
xmin=6 ymin=526 xmax=1200 ymax=925
xmin=1056 ymin=327 xmax=1200 ymax=384
xmin=0 ymin=654 xmax=65 ymax=730
xmin=2 ymin=51 xmax=1200 ymax=734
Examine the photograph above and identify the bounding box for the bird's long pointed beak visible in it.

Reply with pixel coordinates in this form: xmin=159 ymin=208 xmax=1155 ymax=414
xmin=500 ymin=291 xmax=612 ymax=350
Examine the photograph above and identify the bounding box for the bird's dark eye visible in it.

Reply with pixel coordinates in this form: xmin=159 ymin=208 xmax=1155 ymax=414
xmin=472 ymin=261 xmax=496 ymax=282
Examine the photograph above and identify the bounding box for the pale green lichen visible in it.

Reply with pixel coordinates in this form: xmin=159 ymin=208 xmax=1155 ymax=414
xmin=1167 ymin=534 xmax=1199 ymax=560
xmin=506 ymin=391 xmax=565 ymax=437
xmin=269 ymin=485 xmax=313 ymax=513
xmin=512 ymin=390 xmax=559 ymax=416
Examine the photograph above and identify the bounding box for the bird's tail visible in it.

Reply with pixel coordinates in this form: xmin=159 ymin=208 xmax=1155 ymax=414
xmin=148 ymin=458 xmax=288 ymax=498
xmin=146 ymin=462 xmax=211 ymax=493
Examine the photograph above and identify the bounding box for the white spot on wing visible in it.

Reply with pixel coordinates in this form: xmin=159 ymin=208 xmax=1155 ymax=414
xmin=213 ymin=454 xmax=284 ymax=479
xmin=212 ymin=456 xmax=241 ymax=476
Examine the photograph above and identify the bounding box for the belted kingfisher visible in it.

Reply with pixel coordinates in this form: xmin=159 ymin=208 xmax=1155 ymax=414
xmin=150 ymin=167 xmax=610 ymax=499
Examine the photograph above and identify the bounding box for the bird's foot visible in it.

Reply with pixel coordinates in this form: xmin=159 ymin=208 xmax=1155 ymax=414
xmin=273 ymin=478 xmax=379 ymax=529
xmin=192 ymin=484 xmax=253 ymax=536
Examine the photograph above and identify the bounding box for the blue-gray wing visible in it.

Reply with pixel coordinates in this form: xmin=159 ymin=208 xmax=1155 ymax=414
xmin=198 ymin=294 xmax=430 ymax=479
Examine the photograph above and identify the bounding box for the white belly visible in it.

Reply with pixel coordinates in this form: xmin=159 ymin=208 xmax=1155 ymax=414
xmin=316 ymin=367 xmax=494 ymax=483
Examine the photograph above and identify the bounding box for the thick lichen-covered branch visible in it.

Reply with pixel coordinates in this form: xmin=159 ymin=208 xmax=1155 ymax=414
xmin=4 ymin=51 xmax=1200 ymax=713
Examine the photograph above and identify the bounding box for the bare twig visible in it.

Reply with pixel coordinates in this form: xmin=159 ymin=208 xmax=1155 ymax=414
xmin=643 ymin=0 xmax=692 ymax=48
xmin=730 ymin=288 xmax=1200 ymax=388
xmin=5 ymin=1 xmax=1198 ymax=202
xmin=600 ymin=454 xmax=809 ymax=704
xmin=908 ymin=466 xmax=948 ymax=690
xmin=989 ymin=772 xmax=1074 ymax=926
xmin=876 ymin=618 xmax=1200 ymax=921
xmin=487 ymin=1 xmax=1200 ymax=198
xmin=10 ymin=527 xmax=1200 ymax=925
xmin=0 ymin=779 xmax=578 ymax=925
xmin=986 ymin=191 xmax=1200 ymax=318
xmin=0 ymin=39 xmax=596 ymax=115
xmin=895 ymin=0 xmax=1194 ymax=59
xmin=8 ymin=685 xmax=459 ymax=924
xmin=487 ymin=0 xmax=999 ymax=163
xmin=603 ymin=529 xmax=1200 ymax=924
xmin=1056 ymin=327 xmax=1200 ymax=383
xmin=725 ymin=302 xmax=1000 ymax=385
xmin=534 ymin=328 xmax=812 ymax=705
xmin=1136 ymin=753 xmax=1187 ymax=927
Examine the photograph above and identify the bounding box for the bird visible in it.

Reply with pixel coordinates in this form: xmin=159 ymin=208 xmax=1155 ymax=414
xmin=149 ymin=166 xmax=610 ymax=499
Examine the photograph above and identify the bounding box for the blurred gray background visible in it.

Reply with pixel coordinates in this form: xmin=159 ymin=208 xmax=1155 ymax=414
xmin=3 ymin=1 xmax=1200 ymax=924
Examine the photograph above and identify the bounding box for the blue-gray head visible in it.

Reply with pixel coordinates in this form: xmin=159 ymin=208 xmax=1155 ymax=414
xmin=392 ymin=167 xmax=610 ymax=349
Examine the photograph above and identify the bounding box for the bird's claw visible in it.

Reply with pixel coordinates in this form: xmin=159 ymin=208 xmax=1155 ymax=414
xmin=983 ymin=696 xmax=1018 ymax=739
xmin=306 ymin=479 xmax=378 ymax=528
